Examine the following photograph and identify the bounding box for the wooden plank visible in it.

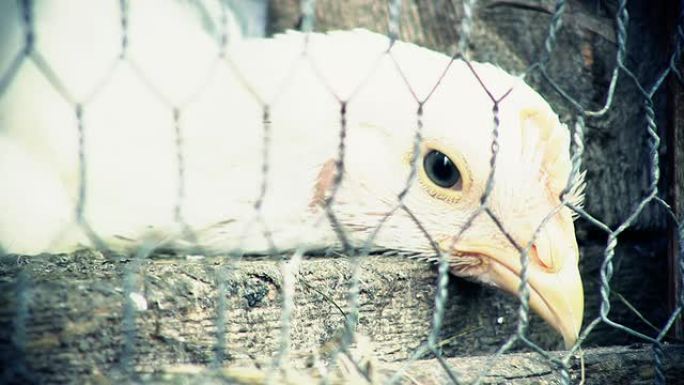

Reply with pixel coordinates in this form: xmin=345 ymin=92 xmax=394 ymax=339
xmin=0 ymin=251 xmax=680 ymax=384
xmin=669 ymin=48 xmax=684 ymax=340
xmin=97 ymin=345 xmax=684 ymax=384
xmin=0 ymin=251 xmax=565 ymax=384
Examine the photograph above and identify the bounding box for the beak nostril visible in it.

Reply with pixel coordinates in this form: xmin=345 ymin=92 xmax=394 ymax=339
xmin=530 ymin=243 xmax=552 ymax=270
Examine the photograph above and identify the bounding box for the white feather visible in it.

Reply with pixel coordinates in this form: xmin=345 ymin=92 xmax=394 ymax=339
xmin=0 ymin=2 xmax=576 ymax=257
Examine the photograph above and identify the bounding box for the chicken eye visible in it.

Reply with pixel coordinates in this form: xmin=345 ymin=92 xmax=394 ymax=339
xmin=423 ymin=150 xmax=461 ymax=189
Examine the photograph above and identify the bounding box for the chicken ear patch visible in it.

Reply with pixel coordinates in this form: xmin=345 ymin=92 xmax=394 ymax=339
xmin=310 ymin=159 xmax=336 ymax=209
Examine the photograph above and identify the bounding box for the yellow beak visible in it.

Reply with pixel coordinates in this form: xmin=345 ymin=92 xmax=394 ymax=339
xmin=447 ymin=217 xmax=584 ymax=348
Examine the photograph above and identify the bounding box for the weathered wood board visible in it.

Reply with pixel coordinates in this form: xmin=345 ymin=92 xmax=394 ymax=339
xmin=1 ymin=252 xmax=683 ymax=384
xmin=135 ymin=346 xmax=684 ymax=385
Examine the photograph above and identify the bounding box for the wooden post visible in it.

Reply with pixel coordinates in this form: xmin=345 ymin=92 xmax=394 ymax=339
xmin=669 ymin=69 xmax=684 ymax=340
xmin=667 ymin=0 xmax=683 ymax=340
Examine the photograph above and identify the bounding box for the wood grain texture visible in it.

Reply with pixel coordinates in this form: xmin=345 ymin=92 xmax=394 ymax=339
xmin=1 ymin=252 xmax=682 ymax=384
xmin=137 ymin=345 xmax=684 ymax=385
xmin=0 ymin=251 xmax=557 ymax=383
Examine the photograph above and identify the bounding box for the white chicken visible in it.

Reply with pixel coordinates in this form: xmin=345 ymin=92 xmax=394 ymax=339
xmin=0 ymin=0 xmax=584 ymax=347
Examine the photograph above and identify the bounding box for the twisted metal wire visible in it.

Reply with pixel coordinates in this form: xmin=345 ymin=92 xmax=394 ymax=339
xmin=4 ymin=270 xmax=33 ymax=384
xmin=528 ymin=2 xmax=683 ymax=385
xmin=458 ymin=0 xmax=476 ymax=58
xmin=300 ymin=0 xmax=316 ymax=33
xmin=120 ymin=244 xmax=155 ymax=375
xmin=388 ymin=0 xmax=402 ymax=43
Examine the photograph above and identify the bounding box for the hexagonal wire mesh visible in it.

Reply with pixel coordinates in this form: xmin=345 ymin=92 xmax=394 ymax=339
xmin=0 ymin=0 xmax=682 ymax=384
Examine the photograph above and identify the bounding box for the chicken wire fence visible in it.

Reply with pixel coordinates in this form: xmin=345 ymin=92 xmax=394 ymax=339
xmin=0 ymin=0 xmax=682 ymax=384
